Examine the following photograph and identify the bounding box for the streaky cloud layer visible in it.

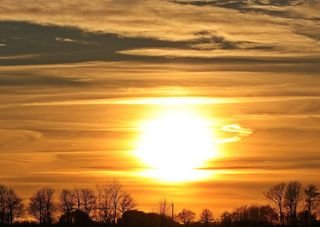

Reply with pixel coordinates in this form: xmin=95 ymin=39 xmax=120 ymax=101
xmin=0 ymin=0 xmax=320 ymax=215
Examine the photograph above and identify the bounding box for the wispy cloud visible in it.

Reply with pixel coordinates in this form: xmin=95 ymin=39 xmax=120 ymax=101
xmin=0 ymin=0 xmax=319 ymax=63
xmin=219 ymin=124 xmax=253 ymax=143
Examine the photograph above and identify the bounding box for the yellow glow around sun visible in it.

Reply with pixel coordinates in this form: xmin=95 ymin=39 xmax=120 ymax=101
xmin=134 ymin=108 xmax=218 ymax=182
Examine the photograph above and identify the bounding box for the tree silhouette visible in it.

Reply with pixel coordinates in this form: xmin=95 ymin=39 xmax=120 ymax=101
xmin=264 ymin=182 xmax=286 ymax=225
xmin=79 ymin=188 xmax=96 ymax=216
xmin=119 ymin=192 xmax=136 ymax=215
xmin=158 ymin=199 xmax=171 ymax=217
xmin=0 ymin=185 xmax=6 ymax=224
xmin=109 ymin=180 xmax=122 ymax=223
xmin=304 ymin=184 xmax=319 ymax=226
xmin=0 ymin=185 xmax=24 ymax=224
xmin=28 ymin=187 xmax=55 ymax=224
xmin=200 ymin=208 xmax=214 ymax=226
xmin=220 ymin=205 xmax=278 ymax=226
xmin=284 ymin=181 xmax=302 ymax=226
xmin=220 ymin=211 xmax=232 ymax=226
xmin=73 ymin=188 xmax=82 ymax=212
xmin=70 ymin=188 xmax=96 ymax=217
xmin=96 ymin=179 xmax=132 ymax=223
xmin=4 ymin=188 xmax=24 ymax=224
xmin=96 ymin=184 xmax=113 ymax=223
xmin=59 ymin=189 xmax=76 ymax=223
xmin=0 ymin=180 xmax=319 ymax=226
xmin=177 ymin=209 xmax=195 ymax=225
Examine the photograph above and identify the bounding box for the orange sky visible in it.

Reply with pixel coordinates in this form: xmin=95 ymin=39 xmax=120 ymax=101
xmin=0 ymin=0 xmax=320 ymax=219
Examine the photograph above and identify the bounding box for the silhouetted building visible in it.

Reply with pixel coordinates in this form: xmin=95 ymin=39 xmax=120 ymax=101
xmin=58 ymin=210 xmax=92 ymax=225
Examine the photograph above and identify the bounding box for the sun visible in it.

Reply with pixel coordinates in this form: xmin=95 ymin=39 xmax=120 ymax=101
xmin=134 ymin=108 xmax=218 ymax=182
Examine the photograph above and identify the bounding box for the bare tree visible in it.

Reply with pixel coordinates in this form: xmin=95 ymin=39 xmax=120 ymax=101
xmin=59 ymin=189 xmax=75 ymax=223
xmin=63 ymin=188 xmax=96 ymax=218
xmin=80 ymin=188 xmax=96 ymax=216
xmin=304 ymin=184 xmax=319 ymax=225
xmin=5 ymin=188 xmax=24 ymax=224
xmin=29 ymin=188 xmax=56 ymax=224
xmin=220 ymin=205 xmax=277 ymax=225
xmin=177 ymin=209 xmax=196 ymax=225
xmin=44 ymin=188 xmax=55 ymax=224
xmin=96 ymin=184 xmax=112 ymax=223
xmin=200 ymin=208 xmax=214 ymax=225
xmin=0 ymin=185 xmax=7 ymax=224
xmin=73 ymin=188 xmax=82 ymax=212
xmin=220 ymin=211 xmax=232 ymax=226
xmin=284 ymin=181 xmax=302 ymax=226
xmin=158 ymin=199 xmax=171 ymax=217
xmin=0 ymin=185 xmax=24 ymax=224
xmin=108 ymin=180 xmax=122 ymax=223
xmin=96 ymin=180 xmax=127 ymax=223
xmin=119 ymin=192 xmax=136 ymax=215
xmin=316 ymin=199 xmax=320 ymax=221
xmin=259 ymin=205 xmax=279 ymax=224
xmin=29 ymin=191 xmax=44 ymax=223
xmin=264 ymin=182 xmax=286 ymax=225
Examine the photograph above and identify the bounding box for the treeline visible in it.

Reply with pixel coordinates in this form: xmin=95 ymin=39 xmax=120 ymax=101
xmin=0 ymin=180 xmax=135 ymax=225
xmin=219 ymin=181 xmax=320 ymax=227
xmin=0 ymin=180 xmax=319 ymax=227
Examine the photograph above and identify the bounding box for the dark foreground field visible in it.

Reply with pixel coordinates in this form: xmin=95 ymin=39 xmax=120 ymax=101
xmin=2 ymin=208 xmax=320 ymax=227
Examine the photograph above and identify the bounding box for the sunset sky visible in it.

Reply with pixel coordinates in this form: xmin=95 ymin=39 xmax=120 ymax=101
xmin=0 ymin=0 xmax=320 ymax=217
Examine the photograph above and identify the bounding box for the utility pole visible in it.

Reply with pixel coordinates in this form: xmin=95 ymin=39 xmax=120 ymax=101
xmin=171 ymin=202 xmax=174 ymax=221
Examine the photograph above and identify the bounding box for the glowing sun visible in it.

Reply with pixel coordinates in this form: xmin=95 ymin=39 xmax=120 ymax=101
xmin=134 ymin=108 xmax=218 ymax=182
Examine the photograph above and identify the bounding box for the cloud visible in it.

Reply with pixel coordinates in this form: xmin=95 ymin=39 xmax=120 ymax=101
xmin=0 ymin=129 xmax=42 ymax=150
xmin=2 ymin=20 xmax=318 ymax=66
xmin=0 ymin=21 xmax=189 ymax=65
xmin=118 ymin=47 xmax=297 ymax=59
xmin=172 ymin=0 xmax=318 ymax=19
xmin=218 ymin=124 xmax=253 ymax=143
xmin=0 ymin=0 xmax=319 ymax=63
xmin=0 ymin=72 xmax=87 ymax=87
xmin=0 ymin=0 xmax=319 ymax=215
